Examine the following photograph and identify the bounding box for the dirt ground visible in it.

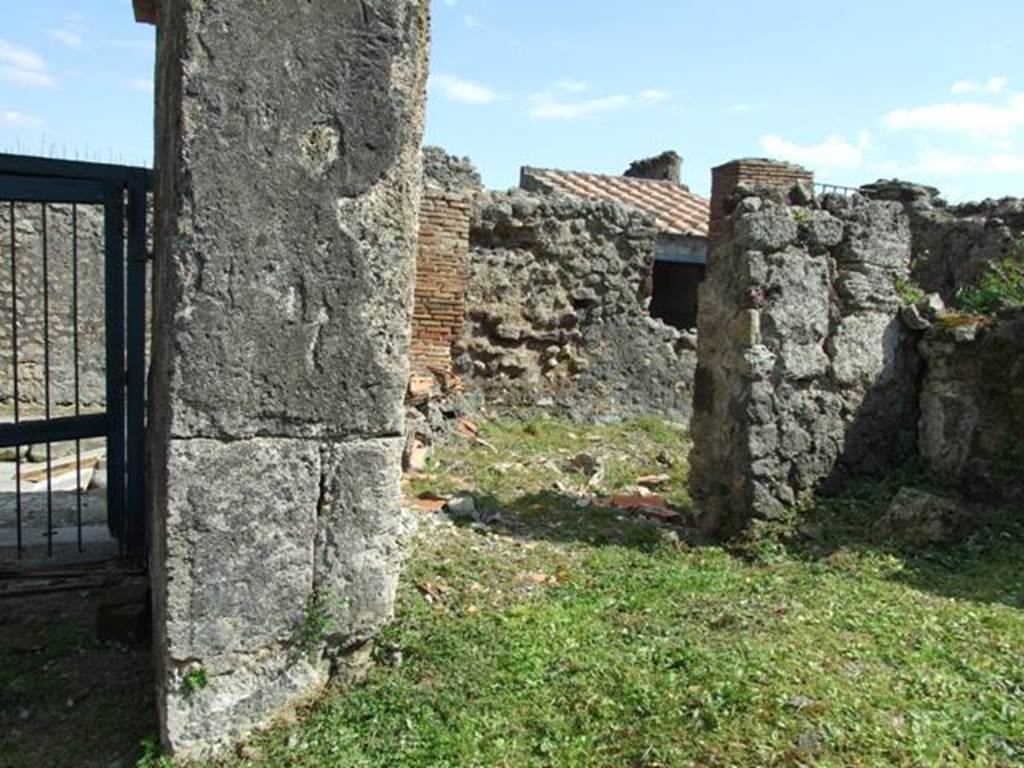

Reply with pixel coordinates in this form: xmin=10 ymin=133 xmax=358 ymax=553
xmin=0 ymin=569 xmax=156 ymax=768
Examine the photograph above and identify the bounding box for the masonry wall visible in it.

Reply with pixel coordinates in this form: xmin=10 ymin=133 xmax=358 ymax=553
xmin=690 ymin=179 xmax=919 ymax=537
xmin=458 ymin=190 xmax=697 ymax=423
xmin=410 ymin=190 xmax=470 ymax=373
xmin=147 ymin=0 xmax=429 ymax=758
xmin=916 ymin=311 xmax=1024 ymax=503
xmin=0 ymin=204 xmax=107 ymax=410
xmin=861 ymin=180 xmax=1024 ymax=301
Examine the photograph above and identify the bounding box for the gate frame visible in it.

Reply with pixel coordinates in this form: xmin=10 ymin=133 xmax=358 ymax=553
xmin=0 ymin=153 xmax=152 ymax=562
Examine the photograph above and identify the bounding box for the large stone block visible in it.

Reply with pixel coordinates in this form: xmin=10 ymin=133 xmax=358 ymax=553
xmin=315 ymin=437 xmax=411 ymax=647
xmin=156 ymin=0 xmax=428 ymax=440
xmin=161 ymin=645 xmax=328 ymax=757
xmin=160 ymin=438 xmax=320 ymax=659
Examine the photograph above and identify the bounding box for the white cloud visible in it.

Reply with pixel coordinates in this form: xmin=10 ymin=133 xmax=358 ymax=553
xmin=0 ymin=39 xmax=45 ymax=71
xmin=950 ymin=77 xmax=1008 ymax=95
xmin=527 ymin=86 xmax=670 ymax=120
xmin=429 ymin=74 xmax=497 ymax=105
xmin=554 ymin=79 xmax=588 ymax=93
xmin=874 ymin=147 xmax=1024 ymax=177
xmin=638 ymin=89 xmax=669 ymax=103
xmin=463 ymin=14 xmax=482 ymax=29
xmin=529 ymin=93 xmax=629 ymax=120
xmin=0 ymin=110 xmax=43 ymax=128
xmin=758 ymin=131 xmax=870 ymax=168
xmin=882 ymin=94 xmax=1024 ymax=138
xmin=442 ymin=0 xmax=456 ymax=5
xmin=0 ymin=39 xmax=55 ymax=87
xmin=988 ymin=153 xmax=1024 ymax=172
xmin=728 ymin=103 xmax=765 ymax=114
xmin=47 ymin=13 xmax=88 ymax=50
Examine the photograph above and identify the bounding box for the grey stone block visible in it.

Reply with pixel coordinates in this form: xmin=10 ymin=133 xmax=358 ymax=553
xmin=315 ymin=437 xmax=411 ymax=647
xmin=162 ymin=646 xmax=329 ymax=759
xmin=162 ymin=438 xmax=320 ymax=659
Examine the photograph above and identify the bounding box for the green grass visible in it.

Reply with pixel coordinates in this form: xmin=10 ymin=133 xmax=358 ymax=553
xmin=187 ymin=418 xmax=1023 ymax=767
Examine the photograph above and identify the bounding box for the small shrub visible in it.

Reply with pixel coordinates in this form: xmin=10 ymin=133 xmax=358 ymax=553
xmin=894 ymin=276 xmax=925 ymax=306
xmin=954 ymin=240 xmax=1024 ymax=315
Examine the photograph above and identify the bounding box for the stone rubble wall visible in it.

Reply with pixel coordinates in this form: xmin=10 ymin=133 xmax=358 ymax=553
xmin=147 ymin=0 xmax=429 ymax=758
xmin=916 ymin=311 xmax=1024 ymax=503
xmin=421 ymin=145 xmax=482 ymax=195
xmin=0 ymin=204 xmax=107 ymax=409
xmin=689 ymin=185 xmax=920 ymax=537
xmin=457 ymin=189 xmax=696 ymax=423
xmin=861 ymin=180 xmax=1024 ymax=301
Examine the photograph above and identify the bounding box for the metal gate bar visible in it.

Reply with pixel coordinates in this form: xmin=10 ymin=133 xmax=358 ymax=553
xmin=0 ymin=154 xmax=151 ymax=566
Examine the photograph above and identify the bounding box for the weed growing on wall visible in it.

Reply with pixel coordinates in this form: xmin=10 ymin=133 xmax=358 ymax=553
xmin=954 ymin=239 xmax=1024 ymax=315
xmin=181 ymin=666 xmax=208 ymax=697
xmin=295 ymin=585 xmax=334 ymax=656
xmin=894 ymin=277 xmax=925 ymax=306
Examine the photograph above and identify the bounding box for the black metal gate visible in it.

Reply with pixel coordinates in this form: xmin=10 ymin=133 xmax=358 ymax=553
xmin=0 ymin=154 xmax=150 ymax=564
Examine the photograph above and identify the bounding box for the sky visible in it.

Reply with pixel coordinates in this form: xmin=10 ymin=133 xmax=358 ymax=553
xmin=1 ymin=1 xmax=1023 ymax=202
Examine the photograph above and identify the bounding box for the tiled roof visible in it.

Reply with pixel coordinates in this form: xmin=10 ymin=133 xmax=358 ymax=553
xmin=521 ymin=166 xmax=710 ymax=239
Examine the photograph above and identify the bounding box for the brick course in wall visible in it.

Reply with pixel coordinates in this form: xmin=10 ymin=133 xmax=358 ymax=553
xmin=709 ymin=158 xmax=814 ymax=250
xmin=411 ymin=189 xmax=471 ymax=373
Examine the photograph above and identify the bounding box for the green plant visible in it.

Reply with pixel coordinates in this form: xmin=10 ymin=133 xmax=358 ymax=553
xmin=954 ymin=241 xmax=1024 ymax=315
xmin=894 ymin=276 xmax=925 ymax=306
xmin=136 ymin=735 xmax=174 ymax=768
xmin=181 ymin=666 xmax=208 ymax=697
xmin=295 ymin=585 xmax=333 ymax=655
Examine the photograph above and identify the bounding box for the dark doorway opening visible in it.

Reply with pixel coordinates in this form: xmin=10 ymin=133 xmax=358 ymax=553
xmin=650 ymin=260 xmax=704 ymax=330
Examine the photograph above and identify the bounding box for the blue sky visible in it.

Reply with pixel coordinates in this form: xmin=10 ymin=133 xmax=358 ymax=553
xmin=2 ymin=1 xmax=1023 ymax=201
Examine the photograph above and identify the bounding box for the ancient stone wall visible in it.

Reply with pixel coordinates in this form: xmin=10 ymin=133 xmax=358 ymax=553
xmin=0 ymin=204 xmax=107 ymax=410
xmin=861 ymin=180 xmax=1024 ymax=301
xmin=147 ymin=0 xmax=429 ymax=758
xmin=916 ymin=311 xmax=1024 ymax=503
xmin=421 ymin=145 xmax=481 ymax=194
xmin=689 ymin=182 xmax=919 ymax=537
xmin=458 ymin=190 xmax=696 ymax=423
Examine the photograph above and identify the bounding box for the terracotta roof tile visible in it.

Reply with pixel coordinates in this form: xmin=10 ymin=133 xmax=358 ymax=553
xmin=522 ymin=167 xmax=710 ymax=238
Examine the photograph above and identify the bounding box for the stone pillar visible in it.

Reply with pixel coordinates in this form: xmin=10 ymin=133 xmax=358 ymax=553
xmin=690 ymin=161 xmax=918 ymax=537
xmin=410 ymin=189 xmax=471 ymax=374
xmin=709 ymin=158 xmax=814 ymax=251
xmin=147 ymin=0 xmax=429 ymax=758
